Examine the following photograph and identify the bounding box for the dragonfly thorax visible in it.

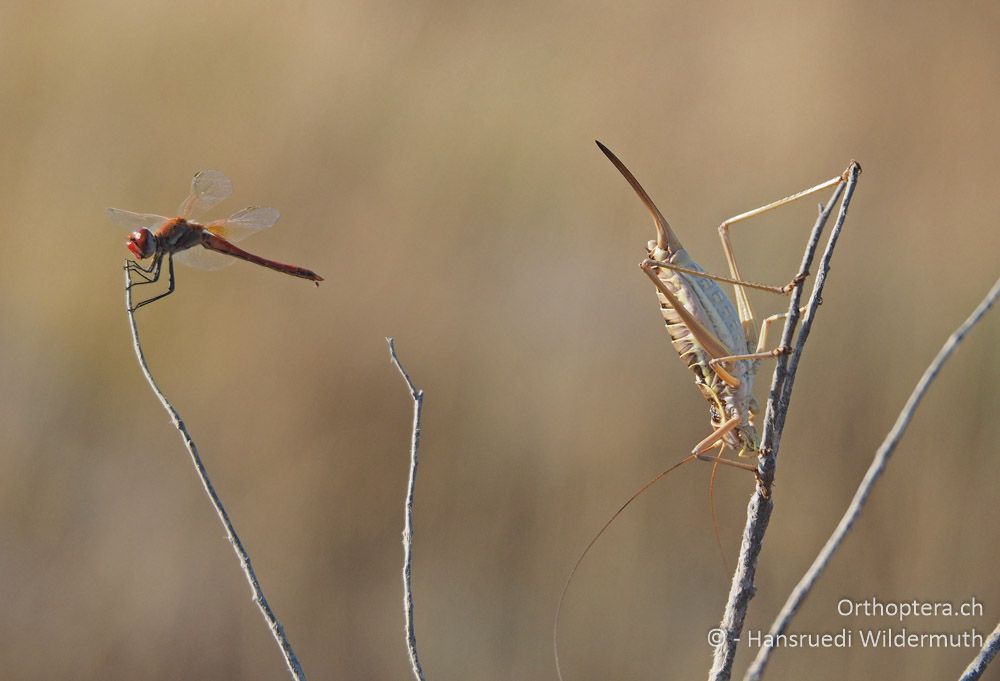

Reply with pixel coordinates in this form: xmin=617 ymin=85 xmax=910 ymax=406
xmin=127 ymin=229 xmax=156 ymax=260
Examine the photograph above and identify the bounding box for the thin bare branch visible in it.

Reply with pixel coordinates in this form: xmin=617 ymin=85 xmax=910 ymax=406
xmin=959 ymin=620 xmax=1000 ymax=681
xmin=124 ymin=264 xmax=307 ymax=681
xmin=386 ymin=337 xmax=429 ymax=681
xmin=743 ymin=274 xmax=1000 ymax=681
xmin=708 ymin=162 xmax=861 ymax=681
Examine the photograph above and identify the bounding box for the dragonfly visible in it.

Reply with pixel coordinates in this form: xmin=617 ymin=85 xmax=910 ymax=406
xmin=109 ymin=170 xmax=323 ymax=311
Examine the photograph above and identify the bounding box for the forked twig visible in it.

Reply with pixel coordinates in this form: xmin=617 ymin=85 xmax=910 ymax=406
xmin=744 ymin=275 xmax=1000 ymax=681
xmin=124 ymin=264 xmax=306 ymax=681
xmin=708 ymin=163 xmax=861 ymax=681
xmin=386 ymin=337 xmax=429 ymax=681
xmin=960 ymin=620 xmax=1000 ymax=681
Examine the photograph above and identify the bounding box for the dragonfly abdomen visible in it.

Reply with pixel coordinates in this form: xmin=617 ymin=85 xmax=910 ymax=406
xmin=200 ymin=232 xmax=323 ymax=282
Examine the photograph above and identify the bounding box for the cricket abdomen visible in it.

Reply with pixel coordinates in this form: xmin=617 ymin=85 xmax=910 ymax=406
xmin=651 ymin=247 xmax=754 ymax=414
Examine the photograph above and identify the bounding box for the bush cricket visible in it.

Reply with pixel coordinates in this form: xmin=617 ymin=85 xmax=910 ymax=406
xmin=553 ymin=142 xmax=853 ymax=680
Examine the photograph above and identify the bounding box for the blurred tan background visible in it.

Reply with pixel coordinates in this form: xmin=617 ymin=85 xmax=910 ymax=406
xmin=1 ymin=1 xmax=998 ymax=679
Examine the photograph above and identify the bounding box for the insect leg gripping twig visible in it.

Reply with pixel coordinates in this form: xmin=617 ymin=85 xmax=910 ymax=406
xmin=127 ymin=253 xmax=176 ymax=312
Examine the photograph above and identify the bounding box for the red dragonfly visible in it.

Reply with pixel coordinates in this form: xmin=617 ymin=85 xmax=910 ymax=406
xmin=109 ymin=170 xmax=323 ymax=311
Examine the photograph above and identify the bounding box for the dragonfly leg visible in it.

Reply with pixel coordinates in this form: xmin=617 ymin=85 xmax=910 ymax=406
xmin=126 ymin=255 xmax=161 ymax=285
xmin=718 ymin=170 xmax=848 ymax=344
xmin=130 ymin=254 xmax=175 ymax=312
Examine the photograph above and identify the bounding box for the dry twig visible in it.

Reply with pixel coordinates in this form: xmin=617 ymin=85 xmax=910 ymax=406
xmin=743 ymin=274 xmax=1000 ymax=681
xmin=960 ymin=620 xmax=1000 ymax=681
xmin=386 ymin=337 xmax=429 ymax=681
xmin=124 ymin=264 xmax=307 ymax=681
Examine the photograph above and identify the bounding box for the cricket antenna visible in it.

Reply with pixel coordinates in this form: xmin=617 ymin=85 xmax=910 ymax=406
xmin=553 ymin=452 xmax=698 ymax=681
xmin=707 ymin=455 xmax=731 ymax=577
xmin=595 ymin=140 xmax=683 ymax=253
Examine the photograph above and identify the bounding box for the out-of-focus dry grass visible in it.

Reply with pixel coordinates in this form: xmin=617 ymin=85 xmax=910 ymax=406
xmin=0 ymin=1 xmax=997 ymax=679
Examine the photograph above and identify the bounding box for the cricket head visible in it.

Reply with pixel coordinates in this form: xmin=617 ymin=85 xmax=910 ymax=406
xmin=732 ymin=394 xmax=763 ymax=455
xmin=709 ymin=398 xmax=762 ymax=456
xmin=730 ymin=421 xmax=761 ymax=455
xmin=127 ymin=229 xmax=155 ymax=259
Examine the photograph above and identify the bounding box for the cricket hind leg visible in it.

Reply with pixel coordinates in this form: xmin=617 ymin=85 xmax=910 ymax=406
xmin=718 ymin=171 xmax=849 ymax=344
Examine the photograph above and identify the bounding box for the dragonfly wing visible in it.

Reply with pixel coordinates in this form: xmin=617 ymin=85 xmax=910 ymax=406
xmin=174 ymin=244 xmax=236 ymax=271
xmin=177 ymin=170 xmax=233 ymax=219
xmin=107 ymin=208 xmax=169 ymax=231
xmin=204 ymin=206 xmax=280 ymax=243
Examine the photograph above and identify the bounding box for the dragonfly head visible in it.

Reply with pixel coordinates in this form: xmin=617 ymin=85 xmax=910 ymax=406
xmin=127 ymin=229 xmax=155 ymax=259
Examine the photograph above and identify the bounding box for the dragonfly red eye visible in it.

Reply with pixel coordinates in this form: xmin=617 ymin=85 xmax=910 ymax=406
xmin=127 ymin=229 xmax=151 ymax=259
